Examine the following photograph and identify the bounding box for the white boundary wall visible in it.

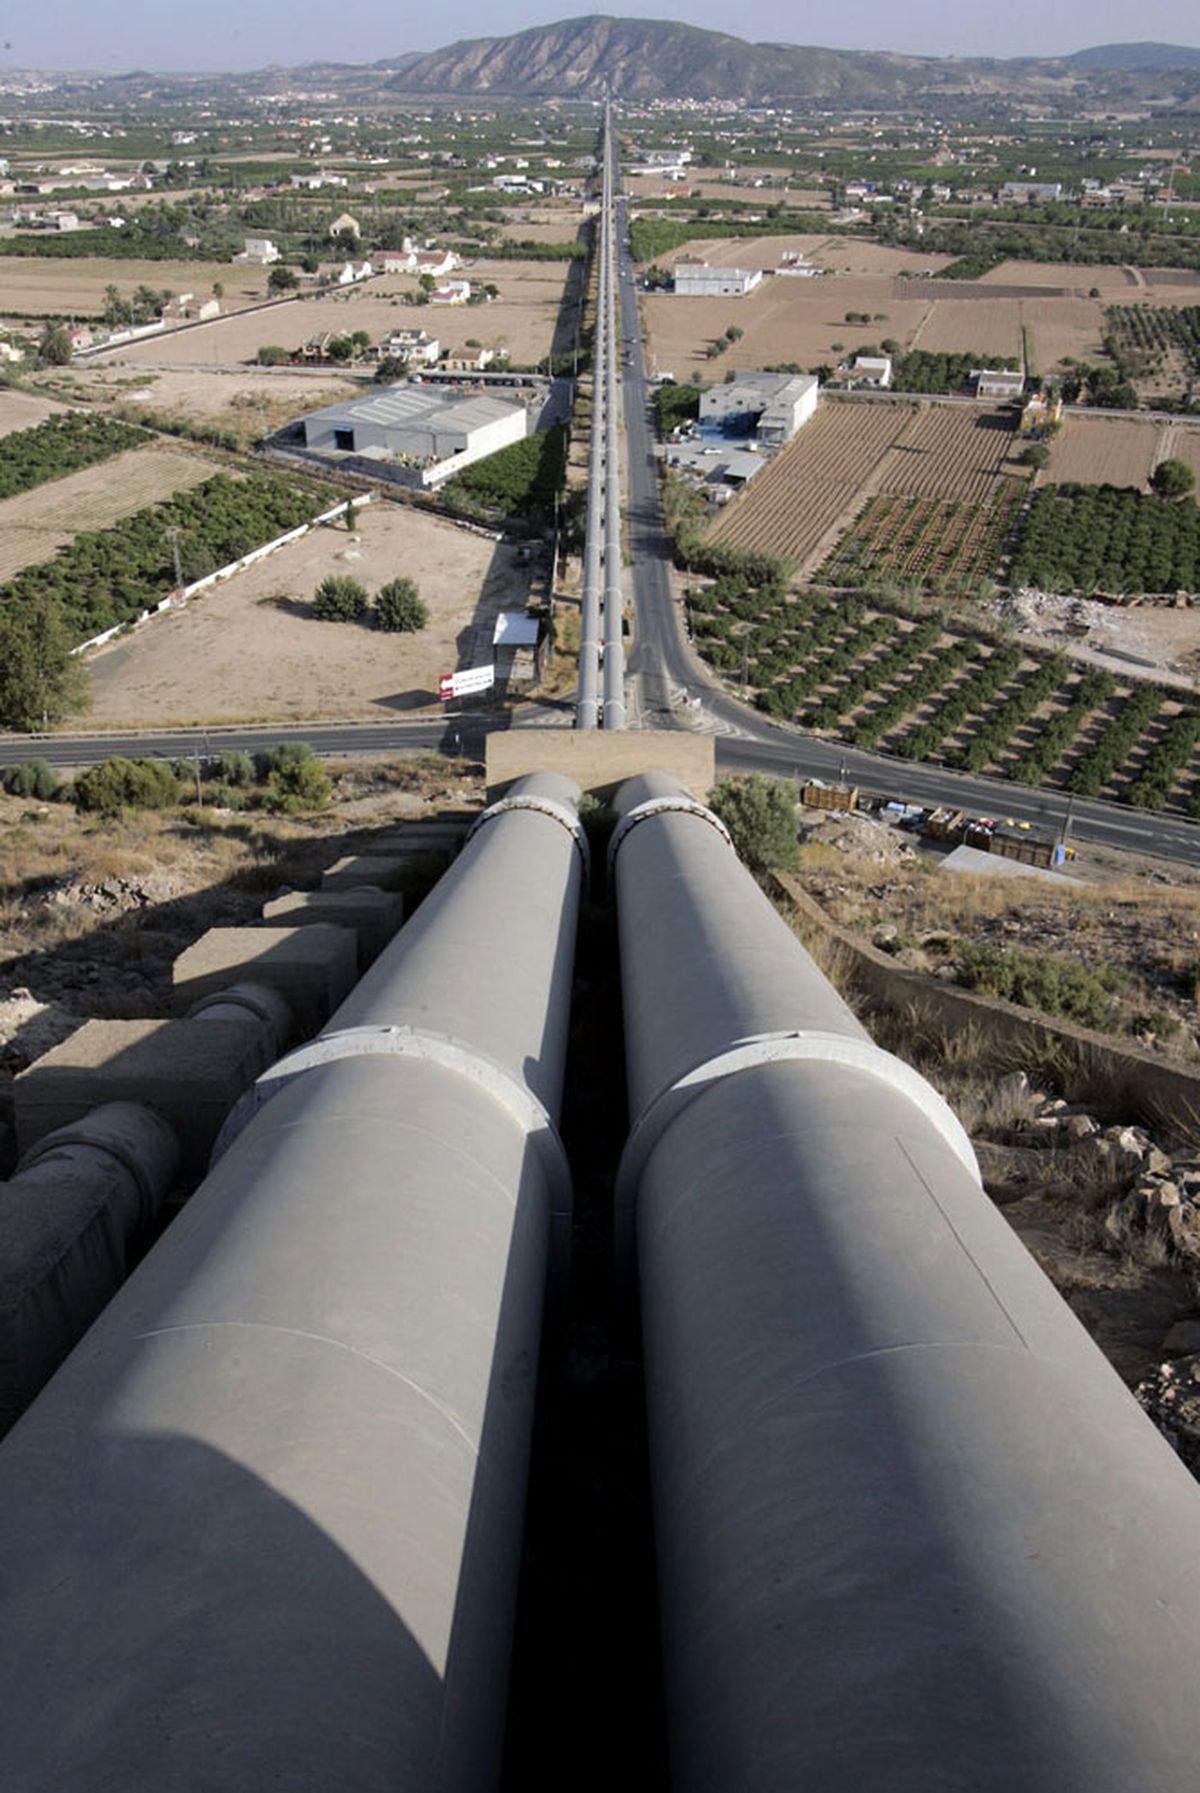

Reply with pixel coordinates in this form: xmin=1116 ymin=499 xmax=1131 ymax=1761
xmin=72 ymin=495 xmax=376 ymax=656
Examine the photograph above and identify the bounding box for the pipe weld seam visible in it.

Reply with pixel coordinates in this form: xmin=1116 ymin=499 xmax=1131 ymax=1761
xmin=607 ymin=796 xmax=733 ymax=875
xmin=211 ymin=1024 xmax=573 ymax=1218
xmin=615 ymin=1030 xmax=981 ymax=1211
xmin=469 ymin=794 xmax=590 ymax=873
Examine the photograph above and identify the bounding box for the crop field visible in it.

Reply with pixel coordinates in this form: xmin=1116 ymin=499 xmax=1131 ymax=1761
xmin=705 ymin=400 xmax=920 ymax=567
xmin=0 ymin=389 xmax=66 ymax=438
xmin=0 ymin=257 xmax=271 ymax=318
xmin=914 ymin=299 xmax=1024 ymax=359
xmin=707 ymin=400 xmax=1024 ymax=569
xmin=1010 ymin=482 xmax=1200 ymax=596
xmin=687 ymin=577 xmax=1200 ymax=811
xmin=1020 ymin=296 xmax=1107 ymax=372
xmin=817 ymin=480 xmax=1027 ymax=589
xmin=640 ymin=275 xmax=933 ymax=377
xmin=103 ymin=258 xmax=573 ymax=368
xmin=1044 ymin=416 xmax=1161 ymax=488
xmin=0 ymin=445 xmax=221 ymax=582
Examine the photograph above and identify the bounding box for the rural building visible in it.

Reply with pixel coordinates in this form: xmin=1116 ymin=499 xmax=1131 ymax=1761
xmin=301 ymin=385 xmax=527 ymax=485
xmin=975 ymin=368 xmax=1025 ymax=401
xmin=699 ymin=372 xmax=819 ymax=446
xmin=673 ymin=261 xmax=763 ymax=298
xmin=329 ymin=213 xmax=361 ymax=240
xmin=1021 ymin=390 xmax=1064 ymax=436
xmin=430 ymin=279 xmax=471 ymax=305
xmin=852 ymin=354 xmax=892 ymax=388
xmin=162 ymin=293 xmax=221 ymax=323
xmin=378 ymin=328 xmax=440 ymax=366
xmin=239 ymin=236 xmax=280 ymax=264
xmin=443 ymin=348 xmax=496 ymax=372
xmin=1000 ymin=181 xmax=1064 ymax=204
xmin=336 ymin=260 xmax=373 ymax=285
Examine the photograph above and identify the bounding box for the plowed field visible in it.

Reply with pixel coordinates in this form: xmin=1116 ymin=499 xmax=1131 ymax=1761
xmin=708 ymin=399 xmax=1024 ymax=569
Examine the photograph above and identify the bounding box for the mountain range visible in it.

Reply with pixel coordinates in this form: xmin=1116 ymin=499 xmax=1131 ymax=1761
xmin=39 ymin=19 xmax=1200 ymax=111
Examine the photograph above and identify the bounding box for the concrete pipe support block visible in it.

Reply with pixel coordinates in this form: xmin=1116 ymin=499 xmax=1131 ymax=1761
xmin=261 ymin=888 xmax=404 ymax=969
xmin=172 ymin=925 xmax=358 ymax=1038
xmin=15 ymin=1018 xmax=274 ymax=1185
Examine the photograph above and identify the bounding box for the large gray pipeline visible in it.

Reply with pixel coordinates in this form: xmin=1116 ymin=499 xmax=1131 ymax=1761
xmin=611 ymin=773 xmax=1200 ymax=1792
xmin=0 ymin=772 xmax=584 ymax=1793
xmin=601 ymin=116 xmax=626 ymax=730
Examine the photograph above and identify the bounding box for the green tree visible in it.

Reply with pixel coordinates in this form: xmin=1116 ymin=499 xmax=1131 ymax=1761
xmin=1151 ymin=458 xmax=1196 ymax=501
xmin=1020 ymin=443 xmax=1051 ymax=470
xmin=37 ymin=321 xmax=72 ymax=366
xmin=0 ymin=599 xmax=87 ymax=729
xmin=375 ymin=576 xmax=428 ymax=633
xmin=267 ymin=264 xmax=300 ymax=294
xmin=708 ymin=775 xmax=798 ymax=875
xmin=326 ymin=336 xmax=353 ymax=362
xmin=256 ymin=344 xmax=291 ymax=365
xmin=312 ymin=574 xmax=369 ymax=621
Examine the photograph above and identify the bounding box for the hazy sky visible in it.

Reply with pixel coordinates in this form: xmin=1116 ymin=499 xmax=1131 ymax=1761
xmin=6 ymin=0 xmax=1200 ymax=73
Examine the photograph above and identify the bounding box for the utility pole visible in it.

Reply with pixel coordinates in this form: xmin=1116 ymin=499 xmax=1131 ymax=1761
xmin=165 ymin=524 xmax=183 ymax=592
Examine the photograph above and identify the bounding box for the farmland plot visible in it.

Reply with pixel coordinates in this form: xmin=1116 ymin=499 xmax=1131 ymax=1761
xmin=691 ymin=577 xmax=1200 ymax=810
xmin=1045 ymin=417 xmax=1159 ymax=489
xmin=915 ymin=300 xmax=1023 ymax=359
xmin=0 ymin=389 xmax=66 ymax=438
xmin=708 ymin=400 xmax=1023 ymax=570
xmin=819 ymin=480 xmax=1027 ymax=589
xmin=0 ymin=446 xmax=221 ymax=582
xmin=706 ymin=401 xmax=919 ymax=566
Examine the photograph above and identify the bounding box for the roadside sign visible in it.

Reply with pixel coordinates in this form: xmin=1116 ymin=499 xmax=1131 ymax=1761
xmin=439 ymin=664 xmax=495 ymax=701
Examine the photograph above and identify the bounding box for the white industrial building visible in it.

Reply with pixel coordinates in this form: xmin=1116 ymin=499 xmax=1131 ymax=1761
xmin=673 ymin=261 xmax=763 ymax=298
xmin=301 ymin=385 xmax=527 ymax=487
xmin=699 ymin=373 xmax=819 ymax=446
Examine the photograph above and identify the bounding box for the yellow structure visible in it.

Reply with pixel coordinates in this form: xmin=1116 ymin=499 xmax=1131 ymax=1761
xmin=1020 ymin=390 xmax=1063 ymax=437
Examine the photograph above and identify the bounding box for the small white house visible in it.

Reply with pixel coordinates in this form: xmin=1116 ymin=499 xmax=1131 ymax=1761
xmin=430 ymin=279 xmax=471 ymax=306
xmin=975 ymin=368 xmax=1025 ymax=401
xmin=239 ymin=236 xmax=280 ymax=264
xmin=853 ymin=354 xmax=892 ymax=388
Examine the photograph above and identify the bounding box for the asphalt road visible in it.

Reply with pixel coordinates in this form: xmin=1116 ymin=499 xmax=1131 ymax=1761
xmin=5 ymin=180 xmax=1200 ymax=872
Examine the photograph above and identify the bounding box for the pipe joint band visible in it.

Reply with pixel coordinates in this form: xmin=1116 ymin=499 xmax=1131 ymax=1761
xmin=616 ymin=1029 xmax=980 ymax=1208
xmin=468 ymin=794 xmax=590 ymax=873
xmin=608 ymin=796 xmax=732 ymax=875
xmin=213 ymin=1023 xmax=573 ymax=1217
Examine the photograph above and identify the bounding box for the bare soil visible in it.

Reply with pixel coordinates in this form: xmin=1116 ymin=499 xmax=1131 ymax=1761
xmin=81 ymin=502 xmax=534 ymax=727
xmin=0 ymin=388 xmax=67 ymax=437
xmin=94 ymin=258 xmax=573 ymax=370
xmin=0 ymin=257 xmax=270 ymax=319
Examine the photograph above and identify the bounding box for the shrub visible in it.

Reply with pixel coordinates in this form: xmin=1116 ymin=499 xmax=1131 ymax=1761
xmin=218 ymin=750 xmax=256 ymax=787
xmin=262 ymin=755 xmax=332 ymax=813
xmin=74 ymin=757 xmax=180 ymax=814
xmin=312 ymin=575 xmax=369 ymax=622
xmin=709 ymin=774 xmax=798 ymax=874
xmin=374 ymin=577 xmax=428 ymax=633
xmin=1 ymin=757 xmax=60 ymax=800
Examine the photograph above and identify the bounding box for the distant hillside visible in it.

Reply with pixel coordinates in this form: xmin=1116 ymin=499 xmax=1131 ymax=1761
xmin=387 ymin=16 xmax=963 ymax=104
xmin=384 ymin=18 xmax=1200 ymax=105
xmin=1067 ymin=41 xmax=1200 ymax=72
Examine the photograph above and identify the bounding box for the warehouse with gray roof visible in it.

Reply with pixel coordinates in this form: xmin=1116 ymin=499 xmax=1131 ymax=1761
xmin=301 ymin=385 xmax=528 ymax=486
